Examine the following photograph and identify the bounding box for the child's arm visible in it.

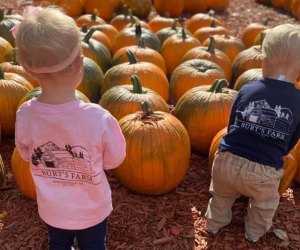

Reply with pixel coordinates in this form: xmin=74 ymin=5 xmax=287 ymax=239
xmin=15 ymin=109 xmax=30 ymax=162
xmin=102 ymin=115 xmax=126 ymax=170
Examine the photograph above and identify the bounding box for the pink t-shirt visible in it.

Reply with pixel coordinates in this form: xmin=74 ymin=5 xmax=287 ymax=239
xmin=15 ymin=99 xmax=126 ymax=230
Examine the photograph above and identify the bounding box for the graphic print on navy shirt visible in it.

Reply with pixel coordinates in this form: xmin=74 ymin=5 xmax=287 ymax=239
xmin=235 ymin=99 xmax=293 ymax=141
xmin=31 ymin=141 xmax=102 ymax=185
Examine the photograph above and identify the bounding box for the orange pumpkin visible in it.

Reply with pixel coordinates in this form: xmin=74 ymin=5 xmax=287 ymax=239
xmin=233 ymin=68 xmax=263 ymax=91
xmin=202 ymin=34 xmax=246 ymax=62
xmin=193 ymin=20 xmax=230 ymax=44
xmin=161 ymin=28 xmax=201 ymax=77
xmin=0 ymin=36 xmax=13 ymax=63
xmin=185 ymin=12 xmax=224 ymax=34
xmin=110 ymin=8 xmax=139 ymax=31
xmin=0 ymin=68 xmax=33 ymax=136
xmin=169 ymin=58 xmax=226 ymax=104
xmin=99 ymin=74 xmax=169 ymax=120
xmin=101 ymin=50 xmax=169 ymax=101
xmin=76 ymin=11 xmax=106 ymax=28
xmin=113 ymin=101 xmax=191 ymax=195
xmin=153 ymin=0 xmax=185 ymax=17
xmin=121 ymin=0 xmax=153 ymax=19
xmin=112 ymin=38 xmax=167 ymax=73
xmin=232 ymin=45 xmax=263 ymax=84
xmin=173 ymin=79 xmax=237 ymax=154
xmin=182 ymin=36 xmax=232 ymax=82
xmin=83 ymin=0 xmax=115 ymax=21
xmin=11 ymin=147 xmax=36 ymax=200
xmin=91 ymin=24 xmax=119 ymax=46
xmin=241 ymin=20 xmax=269 ymax=48
xmin=184 ymin=0 xmax=208 ymax=13
xmin=112 ymin=22 xmax=161 ymax=54
xmin=208 ymin=128 xmax=299 ymax=195
xmin=148 ymin=14 xmax=181 ymax=33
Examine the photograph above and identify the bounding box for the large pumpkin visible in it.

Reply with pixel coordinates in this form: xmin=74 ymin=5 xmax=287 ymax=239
xmin=99 ymin=74 xmax=169 ymax=120
xmin=208 ymin=128 xmax=299 ymax=195
xmin=173 ymin=79 xmax=237 ymax=154
xmin=113 ymin=102 xmax=191 ymax=195
xmin=11 ymin=147 xmax=36 ymax=200
xmin=0 ymin=68 xmax=33 ymax=136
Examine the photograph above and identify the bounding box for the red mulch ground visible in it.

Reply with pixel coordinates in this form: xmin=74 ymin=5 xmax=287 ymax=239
xmin=1 ymin=0 xmax=300 ymax=249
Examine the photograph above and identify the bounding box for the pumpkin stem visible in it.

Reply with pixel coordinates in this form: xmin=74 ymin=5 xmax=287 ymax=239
xmin=81 ymin=25 xmax=88 ymax=33
xmin=141 ymin=101 xmax=153 ymax=118
xmin=138 ymin=37 xmax=146 ymax=48
xmin=0 ymin=9 xmax=4 ymax=21
xmin=208 ymin=9 xmax=215 ymax=17
xmin=82 ymin=28 xmax=96 ymax=43
xmin=207 ymin=36 xmax=216 ymax=55
xmin=208 ymin=79 xmax=229 ymax=93
xmin=263 ymin=18 xmax=269 ymax=26
xmin=91 ymin=10 xmax=98 ymax=21
xmin=171 ymin=18 xmax=178 ymax=31
xmin=131 ymin=74 xmax=143 ymax=94
xmin=126 ymin=50 xmax=138 ymax=64
xmin=181 ymin=28 xmax=187 ymax=40
xmin=0 ymin=66 xmax=5 ymax=79
xmin=6 ymin=8 xmax=12 ymax=15
xmin=210 ymin=19 xmax=217 ymax=28
xmin=135 ymin=21 xmax=142 ymax=37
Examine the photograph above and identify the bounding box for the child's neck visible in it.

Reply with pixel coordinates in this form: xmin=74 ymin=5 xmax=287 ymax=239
xmin=37 ymin=84 xmax=78 ymax=104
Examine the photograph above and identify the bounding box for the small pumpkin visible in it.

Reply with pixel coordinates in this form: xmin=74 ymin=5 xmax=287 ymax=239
xmin=113 ymin=101 xmax=191 ymax=195
xmin=76 ymin=11 xmax=106 ymax=28
xmin=83 ymin=0 xmax=115 ymax=21
xmin=241 ymin=19 xmax=269 ymax=48
xmin=0 ymin=36 xmax=13 ymax=63
xmin=148 ymin=14 xmax=180 ymax=33
xmin=121 ymin=0 xmax=153 ymax=19
xmin=11 ymin=147 xmax=36 ymax=200
xmin=99 ymin=74 xmax=169 ymax=120
xmin=110 ymin=8 xmax=139 ymax=31
xmin=173 ymin=79 xmax=237 ymax=154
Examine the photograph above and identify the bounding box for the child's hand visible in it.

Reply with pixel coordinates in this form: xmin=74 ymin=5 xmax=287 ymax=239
xmin=282 ymin=154 xmax=295 ymax=161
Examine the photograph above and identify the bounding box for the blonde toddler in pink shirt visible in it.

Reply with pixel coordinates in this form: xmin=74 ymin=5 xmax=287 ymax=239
xmin=14 ymin=6 xmax=126 ymax=250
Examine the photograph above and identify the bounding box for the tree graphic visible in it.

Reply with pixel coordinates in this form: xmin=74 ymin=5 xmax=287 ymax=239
xmin=31 ymin=147 xmax=43 ymax=166
xmin=65 ymin=144 xmax=75 ymax=157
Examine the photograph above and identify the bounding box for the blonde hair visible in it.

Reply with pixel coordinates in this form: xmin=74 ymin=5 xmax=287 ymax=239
xmin=15 ymin=6 xmax=81 ymax=73
xmin=262 ymin=23 xmax=300 ymax=65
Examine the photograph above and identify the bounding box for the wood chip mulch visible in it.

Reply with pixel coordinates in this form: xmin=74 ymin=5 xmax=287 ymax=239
xmin=1 ymin=0 xmax=300 ymax=249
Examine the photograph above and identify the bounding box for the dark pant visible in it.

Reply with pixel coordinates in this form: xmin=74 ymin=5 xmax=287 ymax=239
xmin=46 ymin=218 xmax=108 ymax=250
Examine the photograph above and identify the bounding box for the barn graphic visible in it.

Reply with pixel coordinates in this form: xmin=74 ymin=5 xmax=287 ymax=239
xmin=31 ymin=141 xmax=92 ymax=174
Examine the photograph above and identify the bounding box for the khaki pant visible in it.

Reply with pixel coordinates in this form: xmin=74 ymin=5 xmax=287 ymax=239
xmin=205 ymin=151 xmax=284 ymax=240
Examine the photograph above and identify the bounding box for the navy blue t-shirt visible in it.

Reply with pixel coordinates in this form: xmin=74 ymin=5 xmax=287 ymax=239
xmin=219 ymin=77 xmax=300 ymax=169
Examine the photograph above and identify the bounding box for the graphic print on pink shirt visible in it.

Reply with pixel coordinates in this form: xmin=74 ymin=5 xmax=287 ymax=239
xmin=31 ymin=141 xmax=102 ymax=185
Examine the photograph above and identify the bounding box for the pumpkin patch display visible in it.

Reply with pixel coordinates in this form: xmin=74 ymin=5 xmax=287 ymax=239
xmin=11 ymin=148 xmax=36 ymax=200
xmin=113 ymin=101 xmax=191 ymax=195
xmin=208 ymin=128 xmax=299 ymax=195
xmin=173 ymin=79 xmax=237 ymax=155
xmin=99 ymin=74 xmax=169 ymax=120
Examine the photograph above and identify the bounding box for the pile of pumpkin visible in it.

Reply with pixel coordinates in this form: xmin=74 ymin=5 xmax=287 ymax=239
xmin=256 ymin=0 xmax=300 ymax=20
xmin=0 ymin=0 xmax=300 ymax=200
